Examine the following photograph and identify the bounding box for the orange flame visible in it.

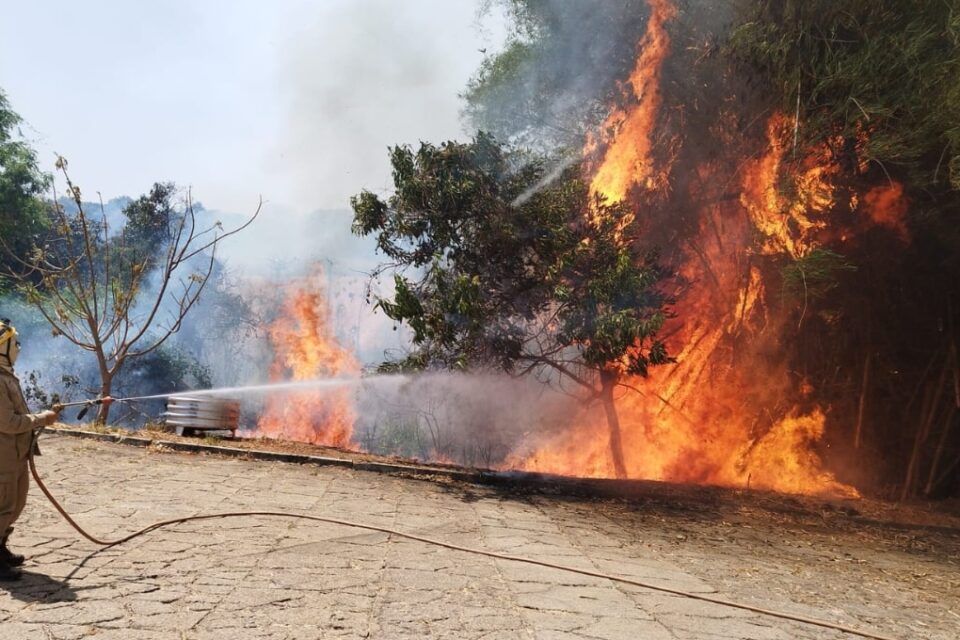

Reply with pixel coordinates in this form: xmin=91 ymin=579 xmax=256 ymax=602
xmin=246 ymin=1 xmax=911 ymax=500
xmin=862 ymin=182 xmax=909 ymax=241
xmin=740 ymin=113 xmax=840 ymax=258
xmin=514 ymin=0 xmax=874 ymax=498
xmin=588 ymin=0 xmax=677 ymax=205
xmin=255 ymin=281 xmax=359 ymax=448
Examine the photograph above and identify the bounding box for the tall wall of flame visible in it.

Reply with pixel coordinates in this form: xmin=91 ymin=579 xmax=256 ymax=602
xmin=516 ymin=0 xmax=910 ymax=497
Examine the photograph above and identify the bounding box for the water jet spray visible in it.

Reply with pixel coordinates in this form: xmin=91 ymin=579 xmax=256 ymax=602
xmin=54 ymin=375 xmax=374 ymax=420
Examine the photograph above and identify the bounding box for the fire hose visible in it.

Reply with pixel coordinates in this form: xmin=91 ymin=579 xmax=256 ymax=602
xmin=56 ymin=395 xmax=146 ymax=420
xmin=57 ymin=391 xmax=220 ymax=417
xmin=26 ymin=430 xmax=897 ymax=640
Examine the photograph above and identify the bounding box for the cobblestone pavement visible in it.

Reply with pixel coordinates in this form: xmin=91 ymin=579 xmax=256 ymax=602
xmin=0 ymin=435 xmax=955 ymax=639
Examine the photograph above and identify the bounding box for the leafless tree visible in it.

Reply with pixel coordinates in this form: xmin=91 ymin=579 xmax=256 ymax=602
xmin=2 ymin=157 xmax=261 ymax=421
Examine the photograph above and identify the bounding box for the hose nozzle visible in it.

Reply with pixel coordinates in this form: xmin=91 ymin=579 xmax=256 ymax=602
xmin=76 ymin=396 xmax=114 ymax=420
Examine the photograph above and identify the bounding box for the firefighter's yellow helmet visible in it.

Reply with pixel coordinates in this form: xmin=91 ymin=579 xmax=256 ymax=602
xmin=0 ymin=318 xmax=20 ymax=367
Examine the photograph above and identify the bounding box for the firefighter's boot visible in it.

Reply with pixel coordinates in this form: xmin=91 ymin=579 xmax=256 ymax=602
xmin=0 ymin=529 xmax=24 ymax=567
xmin=0 ymin=557 xmax=21 ymax=581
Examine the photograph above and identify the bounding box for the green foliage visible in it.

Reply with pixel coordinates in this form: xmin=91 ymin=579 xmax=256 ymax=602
xmin=556 ymin=218 xmax=671 ymax=376
xmin=463 ymin=40 xmax=542 ymax=142
xmin=95 ymin=181 xmax=186 ymax=301
xmin=781 ymin=249 xmax=857 ymax=302
xmin=352 ymin=133 xmax=670 ymax=390
xmin=120 ymin=182 xmax=178 ymax=265
xmin=728 ymin=3 xmax=960 ymax=496
xmin=729 ymin=0 xmax=960 ymax=189
xmin=0 ymin=89 xmax=52 ymax=287
xmin=21 ymin=371 xmax=80 ymax=408
xmin=125 ymin=344 xmax=213 ymax=393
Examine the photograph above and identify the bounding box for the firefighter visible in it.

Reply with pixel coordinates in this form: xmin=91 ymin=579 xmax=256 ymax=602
xmin=0 ymin=319 xmax=60 ymax=581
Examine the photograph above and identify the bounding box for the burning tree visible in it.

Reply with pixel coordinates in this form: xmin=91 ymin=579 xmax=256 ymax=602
xmin=2 ymin=158 xmax=260 ymax=422
xmin=441 ymin=0 xmax=960 ymax=498
xmin=730 ymin=0 xmax=960 ymax=497
xmin=352 ymin=133 xmax=671 ymax=478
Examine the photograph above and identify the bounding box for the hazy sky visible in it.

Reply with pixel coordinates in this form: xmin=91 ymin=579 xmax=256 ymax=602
xmin=0 ymin=1 xmax=505 ymax=218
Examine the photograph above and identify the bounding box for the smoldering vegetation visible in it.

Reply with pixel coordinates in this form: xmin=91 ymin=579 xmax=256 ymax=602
xmin=352 ymin=372 xmax=581 ymax=468
xmin=226 ymin=370 xmax=583 ymax=469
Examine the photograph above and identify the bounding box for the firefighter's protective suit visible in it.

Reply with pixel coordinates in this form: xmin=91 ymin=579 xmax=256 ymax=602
xmin=0 ymin=319 xmax=59 ymax=579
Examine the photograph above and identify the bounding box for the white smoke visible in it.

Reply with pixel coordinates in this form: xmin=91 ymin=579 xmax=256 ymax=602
xmin=273 ymin=0 xmax=507 ymax=211
xmin=352 ymin=371 xmax=582 ymax=467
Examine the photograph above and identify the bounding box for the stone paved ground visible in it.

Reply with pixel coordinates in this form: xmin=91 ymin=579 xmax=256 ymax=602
xmin=0 ymin=435 xmax=957 ymax=639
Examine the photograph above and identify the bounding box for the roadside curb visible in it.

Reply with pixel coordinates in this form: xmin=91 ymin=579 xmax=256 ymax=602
xmin=45 ymin=427 xmax=483 ymax=482
xmin=43 ymin=426 xmax=726 ymax=501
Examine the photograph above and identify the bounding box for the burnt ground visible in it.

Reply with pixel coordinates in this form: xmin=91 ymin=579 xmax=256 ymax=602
xmin=6 ymin=426 xmax=957 ymax=639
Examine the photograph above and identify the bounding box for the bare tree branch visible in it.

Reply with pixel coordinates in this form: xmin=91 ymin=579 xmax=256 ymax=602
xmin=0 ymin=161 xmax=260 ymax=421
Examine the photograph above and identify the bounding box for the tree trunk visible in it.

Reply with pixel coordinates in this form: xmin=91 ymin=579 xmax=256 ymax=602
xmin=901 ymin=355 xmax=950 ymax=501
xmin=924 ymin=406 xmax=957 ymax=497
xmin=900 ymin=385 xmax=932 ymax=502
xmin=96 ymin=373 xmax=114 ymax=424
xmin=854 ymin=351 xmax=871 ymax=449
xmin=600 ymin=371 xmax=628 ymax=480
